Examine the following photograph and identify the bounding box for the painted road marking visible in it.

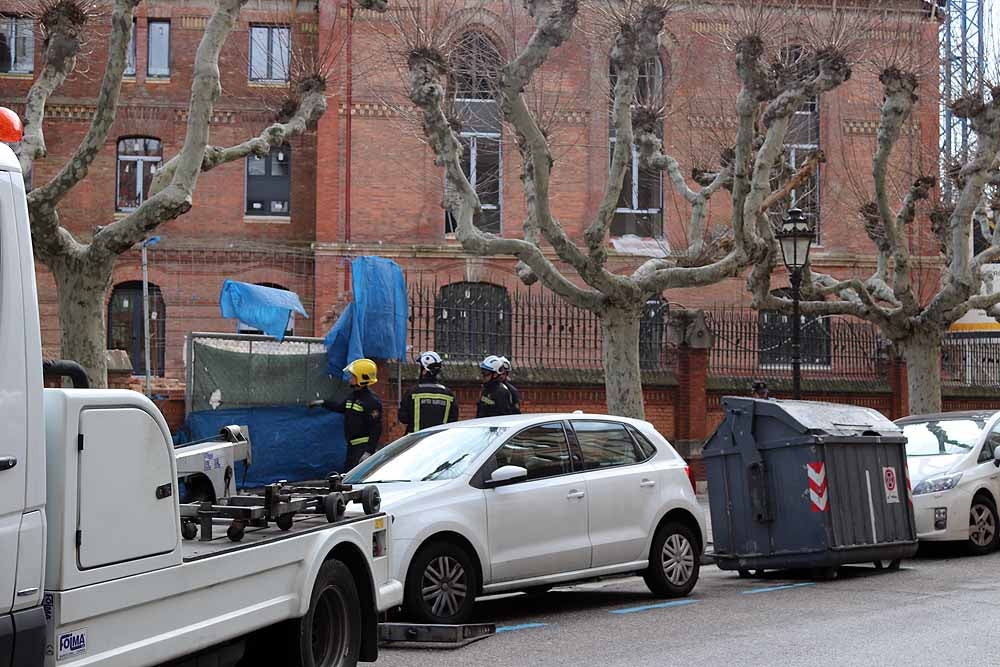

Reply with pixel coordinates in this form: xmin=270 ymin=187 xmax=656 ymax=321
xmin=609 ymin=599 xmax=701 ymax=615
xmin=496 ymin=623 xmax=549 ymax=633
xmin=741 ymin=582 xmax=816 ymax=595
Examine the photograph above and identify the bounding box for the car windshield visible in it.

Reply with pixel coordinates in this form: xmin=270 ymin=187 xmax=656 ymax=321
xmin=343 ymin=426 xmax=508 ymax=483
xmin=902 ymin=419 xmax=986 ymax=457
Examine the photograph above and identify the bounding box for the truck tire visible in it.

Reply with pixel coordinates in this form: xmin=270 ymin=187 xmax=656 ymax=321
xmin=405 ymin=540 xmax=478 ymax=624
xmin=642 ymin=521 xmax=700 ymax=598
xmin=286 ymin=559 xmax=362 ymax=667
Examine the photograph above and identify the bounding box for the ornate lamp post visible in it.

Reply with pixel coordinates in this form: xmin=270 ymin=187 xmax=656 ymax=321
xmin=776 ymin=208 xmax=815 ymax=400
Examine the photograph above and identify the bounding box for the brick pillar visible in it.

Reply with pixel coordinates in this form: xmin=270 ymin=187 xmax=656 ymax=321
xmin=888 ymin=353 xmax=909 ymax=419
xmin=668 ymin=309 xmax=714 ymax=462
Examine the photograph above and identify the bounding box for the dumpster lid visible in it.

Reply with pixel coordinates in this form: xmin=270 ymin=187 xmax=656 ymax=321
xmin=721 ymin=397 xmax=902 ymax=438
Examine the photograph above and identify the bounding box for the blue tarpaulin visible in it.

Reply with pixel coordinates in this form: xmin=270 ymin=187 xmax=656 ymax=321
xmin=174 ymin=406 xmax=346 ymax=487
xmin=325 ymin=257 xmax=407 ymax=376
xmin=219 ymin=280 xmax=308 ymax=342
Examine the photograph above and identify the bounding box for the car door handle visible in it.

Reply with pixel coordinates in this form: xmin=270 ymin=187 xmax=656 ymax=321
xmin=566 ymin=490 xmax=585 ymax=500
xmin=0 ymin=457 xmax=16 ymax=471
xmin=639 ymin=478 xmax=656 ymax=488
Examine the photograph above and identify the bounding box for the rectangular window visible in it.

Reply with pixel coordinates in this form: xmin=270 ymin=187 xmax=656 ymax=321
xmin=1 ymin=16 xmax=34 ymax=74
xmin=249 ymin=25 xmax=290 ymax=83
xmin=147 ymin=20 xmax=170 ymax=77
xmin=785 ymin=97 xmax=820 ymax=241
xmin=125 ymin=20 xmax=136 ymax=76
xmin=609 ymin=137 xmax=662 ymax=238
xmin=445 ymin=132 xmax=501 ymax=235
xmin=572 ymin=421 xmax=641 ymax=470
xmin=246 ymin=145 xmax=292 ymax=216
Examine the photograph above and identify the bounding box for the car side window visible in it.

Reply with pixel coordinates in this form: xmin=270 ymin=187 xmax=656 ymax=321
xmin=494 ymin=422 xmax=572 ymax=481
xmin=572 ymin=421 xmax=640 ymax=470
xmin=627 ymin=425 xmax=658 ymax=461
xmin=980 ymin=426 xmax=1000 ymax=463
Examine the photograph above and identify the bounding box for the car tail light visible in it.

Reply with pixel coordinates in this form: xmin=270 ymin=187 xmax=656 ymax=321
xmin=685 ymin=465 xmax=695 ymax=493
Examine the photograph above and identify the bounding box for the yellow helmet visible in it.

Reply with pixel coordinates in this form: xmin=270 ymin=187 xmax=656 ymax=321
xmin=344 ymin=358 xmax=378 ymax=386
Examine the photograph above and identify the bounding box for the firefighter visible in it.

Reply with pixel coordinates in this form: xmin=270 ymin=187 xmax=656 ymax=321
xmin=751 ymin=380 xmax=770 ymax=400
xmin=310 ymin=358 xmax=383 ymax=472
xmin=497 ymin=356 xmax=522 ymax=414
xmin=399 ymin=351 xmax=459 ymax=433
xmin=476 ymin=355 xmax=520 ymax=417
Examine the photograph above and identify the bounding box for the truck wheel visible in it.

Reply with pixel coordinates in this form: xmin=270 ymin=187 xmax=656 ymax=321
xmin=405 ymin=540 xmax=478 ymax=624
xmin=324 ymin=493 xmax=346 ymax=523
xmin=643 ymin=521 xmax=700 ymax=598
xmin=287 ymin=559 xmax=362 ymax=667
xmin=361 ymin=486 xmax=381 ymax=515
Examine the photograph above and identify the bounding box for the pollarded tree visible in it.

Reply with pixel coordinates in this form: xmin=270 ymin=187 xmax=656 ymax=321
xmin=396 ymin=0 xmax=857 ymax=417
xmin=15 ymin=0 xmax=383 ymax=387
xmin=748 ymin=39 xmax=1000 ymax=415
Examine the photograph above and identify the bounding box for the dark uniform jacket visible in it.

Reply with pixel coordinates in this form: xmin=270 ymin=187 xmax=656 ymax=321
xmin=503 ymin=381 xmax=522 ymax=414
xmin=323 ymin=387 xmax=383 ymax=450
xmin=399 ymin=380 xmax=459 ymax=433
xmin=476 ymin=379 xmax=520 ymax=418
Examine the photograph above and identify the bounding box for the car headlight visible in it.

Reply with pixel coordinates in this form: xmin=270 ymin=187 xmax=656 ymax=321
xmin=912 ymin=473 xmax=963 ymax=496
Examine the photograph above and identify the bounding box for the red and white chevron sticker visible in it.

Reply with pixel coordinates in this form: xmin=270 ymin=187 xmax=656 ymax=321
xmin=807 ymin=462 xmax=829 ymax=512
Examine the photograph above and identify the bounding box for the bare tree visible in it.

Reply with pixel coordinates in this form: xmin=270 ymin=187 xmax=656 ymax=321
xmin=748 ymin=15 xmax=1000 ymax=415
xmin=16 ymin=0 xmax=381 ymax=387
xmin=396 ymin=0 xmax=855 ymax=417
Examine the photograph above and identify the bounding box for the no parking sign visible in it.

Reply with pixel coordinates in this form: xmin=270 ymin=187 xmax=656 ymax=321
xmin=883 ymin=466 xmax=900 ymax=504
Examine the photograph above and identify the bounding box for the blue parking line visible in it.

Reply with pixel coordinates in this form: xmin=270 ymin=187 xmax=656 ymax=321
xmin=741 ymin=582 xmax=816 ymax=595
xmin=495 ymin=623 xmax=548 ymax=633
xmin=609 ymin=599 xmax=700 ymax=615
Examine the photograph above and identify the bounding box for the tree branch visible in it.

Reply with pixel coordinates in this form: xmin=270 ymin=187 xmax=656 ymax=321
xmin=759 ymin=150 xmax=824 ymax=211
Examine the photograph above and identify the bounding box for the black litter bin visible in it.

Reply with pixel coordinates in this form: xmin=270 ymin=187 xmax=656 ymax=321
xmin=703 ymin=397 xmax=918 ymax=575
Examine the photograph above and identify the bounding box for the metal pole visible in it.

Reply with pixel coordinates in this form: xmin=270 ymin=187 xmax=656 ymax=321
xmin=142 ymin=241 xmax=152 ymax=397
xmin=791 ymin=268 xmax=802 ymax=400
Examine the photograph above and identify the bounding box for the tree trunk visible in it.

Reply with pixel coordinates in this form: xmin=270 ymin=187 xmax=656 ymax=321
xmin=50 ymin=254 xmax=115 ymax=388
xmin=600 ymin=306 xmax=645 ymax=418
xmin=900 ymin=332 xmax=942 ymax=415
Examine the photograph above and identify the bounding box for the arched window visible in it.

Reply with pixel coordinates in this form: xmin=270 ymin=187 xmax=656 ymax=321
xmin=434 ymin=282 xmax=511 ymax=361
xmin=446 ymin=31 xmax=502 ymax=235
xmin=116 ymin=137 xmax=162 ymax=212
xmin=758 ymin=289 xmax=831 ymax=368
xmin=609 ymin=58 xmax=664 ymax=238
xmin=107 ymin=281 xmax=166 ymax=376
xmin=237 ymin=282 xmax=296 ymax=335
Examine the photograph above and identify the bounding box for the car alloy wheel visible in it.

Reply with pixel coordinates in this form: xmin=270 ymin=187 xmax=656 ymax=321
xmin=970 ymin=502 xmax=997 ymax=548
xmin=421 ymin=555 xmax=468 ymax=619
xmin=661 ymin=533 xmax=695 ymax=587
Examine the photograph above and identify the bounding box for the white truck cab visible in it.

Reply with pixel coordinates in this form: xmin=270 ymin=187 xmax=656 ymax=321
xmin=0 ymin=113 xmax=402 ymax=667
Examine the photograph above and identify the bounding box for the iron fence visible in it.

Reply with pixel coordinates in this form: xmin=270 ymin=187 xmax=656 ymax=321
xmin=942 ymin=333 xmax=1000 ymax=388
xmin=704 ymin=306 xmax=885 ymax=383
xmin=407 ymin=282 xmax=674 ymax=371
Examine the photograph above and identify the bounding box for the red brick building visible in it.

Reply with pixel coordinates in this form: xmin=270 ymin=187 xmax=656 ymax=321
xmin=1 ymin=0 xmax=952 ymax=447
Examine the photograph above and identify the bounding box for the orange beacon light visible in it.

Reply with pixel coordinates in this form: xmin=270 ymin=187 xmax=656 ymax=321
xmin=0 ymin=107 xmax=24 ymax=143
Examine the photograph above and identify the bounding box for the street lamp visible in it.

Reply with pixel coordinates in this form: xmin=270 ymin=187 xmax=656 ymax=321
xmin=776 ymin=209 xmax=815 ymax=400
xmin=141 ymin=235 xmax=161 ymax=397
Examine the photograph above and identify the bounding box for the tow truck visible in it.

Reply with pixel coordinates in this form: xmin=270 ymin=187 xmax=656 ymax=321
xmin=0 ymin=108 xmax=403 ymax=667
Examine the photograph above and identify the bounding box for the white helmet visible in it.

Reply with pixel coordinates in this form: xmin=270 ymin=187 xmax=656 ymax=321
xmin=497 ymin=356 xmax=512 ymax=374
xmin=418 ymin=350 xmax=443 ymax=374
xmin=479 ymin=355 xmax=503 ymax=373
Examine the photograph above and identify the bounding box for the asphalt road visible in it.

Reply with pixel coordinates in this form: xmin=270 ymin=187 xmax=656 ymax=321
xmin=378 ymin=546 xmax=1000 ymax=666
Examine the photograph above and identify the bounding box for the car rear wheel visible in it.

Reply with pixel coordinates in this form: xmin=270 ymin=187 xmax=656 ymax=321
xmin=968 ymin=495 xmax=999 ymax=556
xmin=643 ymin=521 xmax=700 ymax=598
xmin=405 ymin=541 xmax=478 ymax=624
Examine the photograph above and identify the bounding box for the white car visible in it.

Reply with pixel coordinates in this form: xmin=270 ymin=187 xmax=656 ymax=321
xmin=342 ymin=413 xmax=706 ymax=624
xmin=898 ymin=411 xmax=1000 ymax=555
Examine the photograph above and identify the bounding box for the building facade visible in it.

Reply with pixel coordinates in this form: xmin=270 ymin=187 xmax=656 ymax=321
xmin=1 ymin=1 xmax=942 ymax=408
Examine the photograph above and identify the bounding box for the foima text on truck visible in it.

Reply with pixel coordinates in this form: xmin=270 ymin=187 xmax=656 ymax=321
xmin=0 ymin=110 xmax=403 ymax=667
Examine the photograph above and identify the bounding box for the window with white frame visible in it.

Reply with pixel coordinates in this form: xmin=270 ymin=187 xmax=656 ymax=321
xmin=116 ymin=137 xmax=162 ymax=212
xmin=249 ymin=25 xmax=290 ymax=83
xmin=246 ymin=144 xmax=291 ymax=216
xmin=784 ymin=96 xmax=821 ymax=240
xmin=0 ymin=15 xmax=34 ymax=74
xmin=445 ymin=31 xmax=502 ymax=235
xmin=609 ymin=58 xmax=663 ymax=238
xmin=147 ymin=20 xmax=170 ymax=78
xmin=125 ymin=19 xmax=136 ymax=76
